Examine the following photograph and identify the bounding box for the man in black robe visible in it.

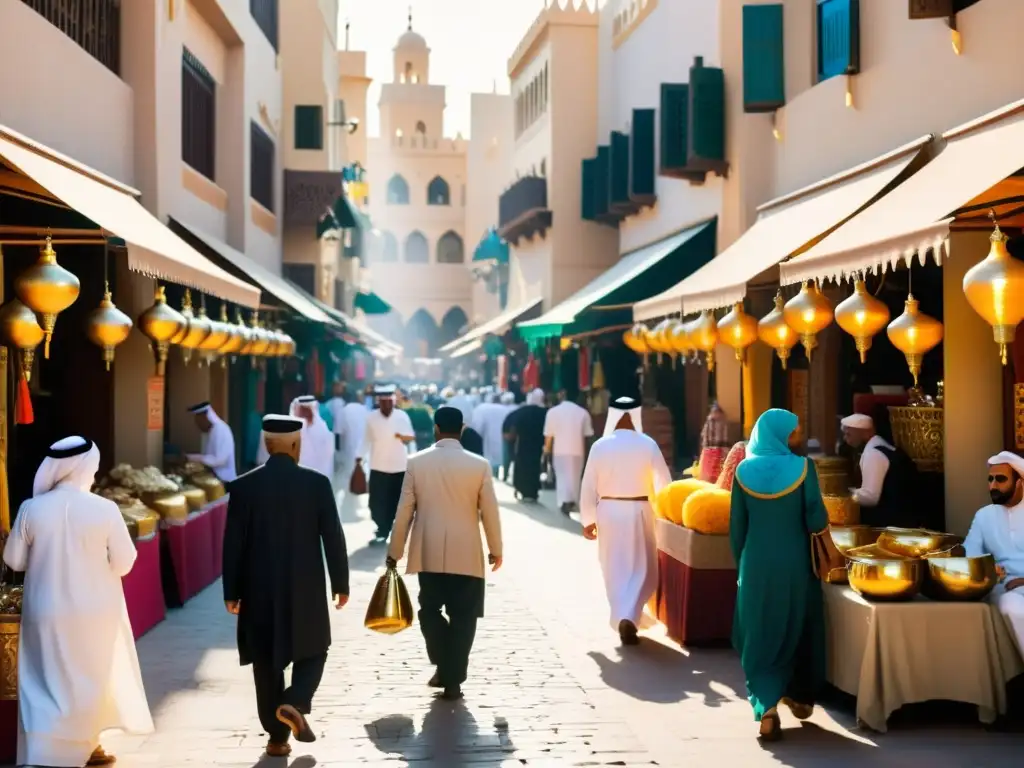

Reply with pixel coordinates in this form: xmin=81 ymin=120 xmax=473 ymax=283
xmin=504 ymin=388 xmax=547 ymax=502
xmin=223 ymin=415 xmax=350 ymax=758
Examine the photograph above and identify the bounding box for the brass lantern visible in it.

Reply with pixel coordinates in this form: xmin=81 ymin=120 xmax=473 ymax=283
xmin=758 ymin=292 xmax=798 ymax=369
xmin=0 ymin=299 xmax=45 ymax=382
xmin=834 ymin=279 xmax=891 ymax=363
xmin=196 ymin=304 xmax=230 ymax=365
xmin=248 ymin=313 xmax=272 ymax=357
xmin=622 ymin=323 xmax=650 ymax=355
xmin=669 ymin=318 xmax=692 ymax=357
xmin=85 ymin=288 xmax=133 ymax=371
xmin=783 ymin=281 xmax=834 ymax=360
xmin=281 ymin=333 xmax=297 ymax=356
xmin=137 ymin=286 xmax=186 ymax=376
xmin=962 ymin=217 xmax=1024 ymax=365
xmin=718 ymin=302 xmax=759 ymax=362
xmin=15 ymin=235 xmax=81 ymax=359
xmin=215 ymin=305 xmax=243 ymax=365
xmin=237 ymin=310 xmax=256 ymax=356
xmin=173 ymin=290 xmax=212 ymax=364
xmin=647 ymin=319 xmax=674 ymax=362
xmin=887 ymin=294 xmax=943 ymax=387
xmin=688 ymin=310 xmax=719 ymax=372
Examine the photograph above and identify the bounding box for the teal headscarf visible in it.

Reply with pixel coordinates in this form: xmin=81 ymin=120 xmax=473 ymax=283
xmin=734 ymin=408 xmax=807 ymax=498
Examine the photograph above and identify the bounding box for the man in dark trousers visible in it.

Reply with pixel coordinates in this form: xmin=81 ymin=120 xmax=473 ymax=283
xmin=387 ymin=406 xmax=503 ymax=700
xmin=223 ymin=415 xmax=350 ymax=758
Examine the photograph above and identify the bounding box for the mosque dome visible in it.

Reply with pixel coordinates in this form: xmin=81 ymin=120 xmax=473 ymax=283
xmin=396 ymin=29 xmax=427 ymax=51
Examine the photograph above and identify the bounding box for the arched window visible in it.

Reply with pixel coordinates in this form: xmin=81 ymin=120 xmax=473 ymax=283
xmin=440 ymin=306 xmax=469 ymax=346
xmin=387 ymin=174 xmax=409 ymax=204
xmin=415 ymin=120 xmax=426 ymax=135
xmin=427 ymin=176 xmax=450 ymax=206
xmin=404 ymin=230 xmax=429 ymax=263
xmin=380 ymin=231 xmax=399 ymax=262
xmin=436 ymin=230 xmax=464 ymax=264
xmin=405 ymin=308 xmax=440 ymax=357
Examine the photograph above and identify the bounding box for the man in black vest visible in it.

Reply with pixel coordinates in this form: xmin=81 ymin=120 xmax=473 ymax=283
xmin=223 ymin=415 xmax=350 ymax=758
xmin=841 ymin=413 xmax=919 ymax=528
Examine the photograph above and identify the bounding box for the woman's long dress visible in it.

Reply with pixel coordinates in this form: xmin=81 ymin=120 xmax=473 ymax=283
xmin=730 ymin=460 xmax=827 ymax=720
xmin=507 ymin=404 xmax=546 ymax=500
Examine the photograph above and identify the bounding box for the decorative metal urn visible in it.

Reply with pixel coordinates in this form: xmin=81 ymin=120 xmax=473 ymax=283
xmin=137 ymin=286 xmax=186 ymax=376
xmin=85 ymin=289 xmax=133 ymax=370
xmin=14 ymin=236 xmax=81 ymax=359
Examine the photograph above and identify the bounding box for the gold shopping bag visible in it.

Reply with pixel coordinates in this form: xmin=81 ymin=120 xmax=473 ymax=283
xmin=364 ymin=566 xmax=414 ymax=634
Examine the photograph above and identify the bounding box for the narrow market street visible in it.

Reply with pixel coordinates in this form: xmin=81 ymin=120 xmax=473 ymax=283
xmin=100 ymin=486 xmax=1024 ymax=768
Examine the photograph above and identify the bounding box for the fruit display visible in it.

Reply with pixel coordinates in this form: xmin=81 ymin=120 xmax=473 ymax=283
xmin=94 ymin=464 xmax=196 ymax=525
xmin=656 ymin=479 xmax=712 ymax=525
xmin=682 ymin=487 xmax=731 ymax=535
xmin=108 ymin=464 xmax=178 ymax=495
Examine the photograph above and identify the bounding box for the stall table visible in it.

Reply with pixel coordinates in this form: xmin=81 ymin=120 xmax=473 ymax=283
xmin=161 ymin=498 xmax=228 ymax=607
xmin=652 ymin=519 xmax=736 ymax=646
xmin=824 ymin=584 xmax=1024 ymax=732
xmin=121 ymin=532 xmax=165 ymax=639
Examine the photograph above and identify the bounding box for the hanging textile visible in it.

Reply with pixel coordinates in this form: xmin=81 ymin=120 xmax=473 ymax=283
xmin=522 ymin=354 xmax=539 ymax=392
xmin=497 ymin=355 xmax=509 ymax=391
xmin=578 ymin=346 xmax=591 ymax=391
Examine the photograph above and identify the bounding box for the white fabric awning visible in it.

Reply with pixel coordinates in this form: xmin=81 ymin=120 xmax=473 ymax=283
xmin=634 ymin=135 xmax=933 ymax=321
xmin=0 ymin=124 xmax=260 ymax=308
xmin=448 ymin=338 xmax=483 ymax=358
xmin=780 ymin=98 xmax=1024 ymax=286
xmin=438 ymin=296 xmax=543 ymax=353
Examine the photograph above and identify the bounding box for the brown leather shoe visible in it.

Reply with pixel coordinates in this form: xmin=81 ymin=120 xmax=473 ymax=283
xmin=618 ymin=619 xmax=639 ymax=646
xmin=265 ymin=740 xmax=292 ymax=757
xmin=87 ymin=746 xmax=117 ymax=765
xmin=276 ymin=704 xmax=316 ymax=743
xmin=427 ymin=670 xmax=443 ymax=688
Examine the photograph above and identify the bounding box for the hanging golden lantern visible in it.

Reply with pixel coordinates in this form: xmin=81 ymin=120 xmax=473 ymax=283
xmin=622 ymin=323 xmax=650 ymax=355
xmin=669 ymin=318 xmax=692 ymax=357
xmin=273 ymin=329 xmax=289 ymax=357
xmin=137 ymin=286 xmax=186 ymax=376
xmin=887 ymin=294 xmax=944 ymax=387
xmin=85 ymin=289 xmax=133 ymax=371
xmin=282 ymin=333 xmax=297 ymax=356
xmin=237 ymin=310 xmax=256 ymax=356
xmin=196 ymin=304 xmax=231 ymax=366
xmin=783 ymin=281 xmax=834 ymax=360
xmin=214 ymin=305 xmax=243 ymax=365
xmin=758 ymin=292 xmax=798 ymax=369
xmin=718 ymin=302 xmax=758 ymax=362
xmin=646 ymin=319 xmax=674 ymax=362
xmin=0 ymin=299 xmax=45 ymax=382
xmin=248 ymin=313 xmax=272 ymax=357
xmin=962 ymin=216 xmax=1024 ymax=365
xmin=834 ymin=279 xmax=891 ymax=363
xmin=688 ymin=310 xmax=719 ymax=372
xmin=173 ymin=290 xmax=212 ymax=364
xmin=14 ymin=235 xmax=81 ymax=359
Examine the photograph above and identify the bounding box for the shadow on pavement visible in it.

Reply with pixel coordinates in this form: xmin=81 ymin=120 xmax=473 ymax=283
xmin=499 ymin=493 xmax=585 ymax=537
xmin=246 ymin=754 xmax=318 ymax=767
xmin=587 ymin=644 xmax=744 ymax=705
xmin=364 ymin=700 xmax=513 ymax=765
xmin=759 ymin=721 xmax=884 ymax=766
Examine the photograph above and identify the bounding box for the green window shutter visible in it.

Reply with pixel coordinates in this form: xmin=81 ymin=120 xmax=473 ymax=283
xmin=817 ymin=0 xmax=860 ymax=82
xmin=609 ymin=131 xmax=630 ymax=208
xmin=742 ymin=4 xmax=785 ymax=113
xmin=630 ymin=108 xmax=656 ymax=202
xmin=594 ymin=146 xmax=611 ymax=217
xmin=581 ymin=158 xmax=597 ymax=221
xmin=294 ymin=105 xmax=323 ymax=150
xmin=687 ymin=57 xmax=727 ymax=176
xmin=659 ymin=83 xmax=688 ymax=173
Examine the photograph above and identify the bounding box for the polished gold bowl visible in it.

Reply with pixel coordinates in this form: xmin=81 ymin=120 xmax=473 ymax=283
xmin=876 ymin=528 xmax=961 ymax=559
xmin=823 ymin=495 xmax=860 ymax=525
xmin=923 ymin=554 xmax=998 ymax=602
xmin=846 ymin=543 xmax=913 ymax=560
xmin=847 ymin=557 xmax=924 ymax=601
xmin=830 ymin=525 xmax=884 ymax=555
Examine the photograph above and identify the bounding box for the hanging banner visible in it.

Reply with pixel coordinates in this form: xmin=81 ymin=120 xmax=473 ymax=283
xmin=146 ymin=377 xmax=165 ymax=431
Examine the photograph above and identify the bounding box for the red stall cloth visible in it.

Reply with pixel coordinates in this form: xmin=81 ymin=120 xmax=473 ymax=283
xmin=651 ymin=520 xmax=737 ymax=646
xmin=522 ymin=355 xmax=539 ymax=392
xmin=121 ymin=532 xmax=166 ymax=640
xmin=0 ymin=699 xmax=13 ymax=766
xmin=497 ymin=355 xmax=508 ymax=392
xmin=161 ymin=499 xmax=228 ymax=605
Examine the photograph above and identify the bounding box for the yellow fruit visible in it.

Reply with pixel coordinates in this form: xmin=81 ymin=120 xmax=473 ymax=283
xmin=682 ymin=487 xmax=732 ymax=535
xmin=655 ymin=479 xmax=712 ymax=525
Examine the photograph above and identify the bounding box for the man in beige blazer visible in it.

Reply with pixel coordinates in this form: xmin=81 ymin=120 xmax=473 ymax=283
xmin=386 ymin=406 xmax=503 ymax=700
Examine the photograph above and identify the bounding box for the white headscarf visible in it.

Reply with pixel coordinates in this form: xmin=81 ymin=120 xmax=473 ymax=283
xmin=290 ymin=396 xmax=326 ymax=429
xmin=527 ymin=388 xmax=545 ymax=407
xmin=500 ymin=392 xmax=515 ymax=405
xmin=32 ymin=436 xmax=101 ymax=497
xmin=603 ymin=397 xmax=643 ymax=438
xmin=989 ymin=451 xmax=1024 ymax=480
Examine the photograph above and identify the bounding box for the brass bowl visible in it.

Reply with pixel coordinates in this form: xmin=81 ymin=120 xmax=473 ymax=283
xmin=823 ymin=495 xmax=860 ymax=525
xmin=847 ymin=557 xmax=924 ymax=601
xmin=846 ymin=543 xmax=913 ymax=560
xmin=876 ymin=528 xmax=961 ymax=559
xmin=192 ymin=474 xmax=225 ymax=501
xmin=923 ymin=554 xmax=998 ymax=602
xmin=181 ymin=486 xmax=207 ymax=511
xmin=830 ymin=525 xmax=884 ymax=556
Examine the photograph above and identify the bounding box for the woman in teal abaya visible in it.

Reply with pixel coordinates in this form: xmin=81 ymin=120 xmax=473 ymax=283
xmin=730 ymin=409 xmax=827 ymax=741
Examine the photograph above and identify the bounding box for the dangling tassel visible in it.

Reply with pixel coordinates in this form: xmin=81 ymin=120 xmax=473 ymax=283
xmin=16 ymin=377 xmax=33 ymax=425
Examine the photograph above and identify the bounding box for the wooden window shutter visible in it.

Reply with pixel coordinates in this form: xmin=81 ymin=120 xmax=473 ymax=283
xmin=817 ymin=0 xmax=860 ymax=83
xmin=581 ymin=158 xmax=597 ymax=221
xmin=687 ymin=57 xmax=728 ymax=176
xmin=294 ymin=105 xmax=324 ymax=150
xmin=629 ymin=108 xmax=656 ymax=202
xmin=659 ymin=83 xmax=689 ymax=173
xmin=742 ymin=4 xmax=785 ymax=113
xmin=594 ymin=146 xmax=612 ymax=219
xmin=609 ymin=131 xmax=631 ymax=209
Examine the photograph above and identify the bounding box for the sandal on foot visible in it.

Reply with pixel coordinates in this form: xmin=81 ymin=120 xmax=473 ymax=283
xmin=781 ymin=696 xmax=814 ymax=720
xmin=758 ymin=709 xmax=782 ymax=741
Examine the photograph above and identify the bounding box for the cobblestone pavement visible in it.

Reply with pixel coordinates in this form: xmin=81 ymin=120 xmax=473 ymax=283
xmin=100 ymin=484 xmax=1024 ymax=767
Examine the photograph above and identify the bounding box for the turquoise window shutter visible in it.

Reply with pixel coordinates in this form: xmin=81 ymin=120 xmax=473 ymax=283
xmin=817 ymin=0 xmax=860 ymax=82
xmin=581 ymin=158 xmax=597 ymax=221
xmin=609 ymin=131 xmax=631 ymax=209
xmin=594 ymin=146 xmax=612 ymax=218
xmin=659 ymin=83 xmax=689 ymax=173
xmin=630 ymin=108 xmax=656 ymax=203
xmin=294 ymin=105 xmax=324 ymax=150
xmin=742 ymin=4 xmax=785 ymax=113
xmin=687 ymin=57 xmax=728 ymax=177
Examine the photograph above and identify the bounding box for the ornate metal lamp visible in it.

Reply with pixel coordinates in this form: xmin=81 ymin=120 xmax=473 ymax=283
xmin=84 ymin=241 xmax=132 ymax=371
xmin=0 ymin=299 xmax=45 ymax=424
xmin=196 ymin=302 xmax=231 ymax=366
xmin=14 ymin=235 xmax=81 ymax=359
xmin=718 ymin=302 xmax=759 ymax=362
xmin=669 ymin=318 xmax=692 ymax=358
xmin=173 ymin=290 xmax=212 ymax=365
xmin=214 ymin=305 xmax=243 ymax=366
xmin=783 ymin=280 xmax=834 ymax=360
xmin=137 ymin=286 xmax=185 ymax=376
xmin=688 ymin=310 xmax=719 ymax=372
xmin=834 ymin=278 xmax=891 ymax=363
xmin=962 ymin=214 xmax=1024 ymax=365
xmin=758 ymin=291 xmax=798 ymax=369
xmin=887 ymin=294 xmax=943 ymax=387
xmin=623 ymin=323 xmax=650 ymax=355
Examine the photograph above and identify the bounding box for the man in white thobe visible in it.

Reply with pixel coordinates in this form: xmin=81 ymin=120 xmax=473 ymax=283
xmin=326 ymin=381 xmax=348 ymax=483
xmin=543 ymin=390 xmax=595 ymax=516
xmin=186 ymin=401 xmax=237 ymax=482
xmin=446 ymin=389 xmax=476 ymax=427
xmin=257 ymin=396 xmax=335 ymax=479
xmin=472 ymin=392 xmax=509 ymax=476
xmin=3 ymin=437 xmax=153 ymax=767
xmin=964 ymin=451 xmax=1024 ymax=655
xmin=580 ymin=395 xmax=671 ymax=646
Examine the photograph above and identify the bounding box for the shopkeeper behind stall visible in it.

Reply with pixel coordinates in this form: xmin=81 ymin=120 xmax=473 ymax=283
xmin=187 ymin=401 xmax=237 ymax=483
xmin=840 ymin=413 xmax=919 ymax=528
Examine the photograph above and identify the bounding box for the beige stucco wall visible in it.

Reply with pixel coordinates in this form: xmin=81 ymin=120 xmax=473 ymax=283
xmin=0 ymin=1 xmax=134 ymax=183
xmin=338 ymin=50 xmax=371 ymax=168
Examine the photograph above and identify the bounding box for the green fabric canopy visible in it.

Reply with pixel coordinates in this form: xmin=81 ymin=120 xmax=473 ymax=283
xmin=355 ymin=291 xmax=392 ymax=315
